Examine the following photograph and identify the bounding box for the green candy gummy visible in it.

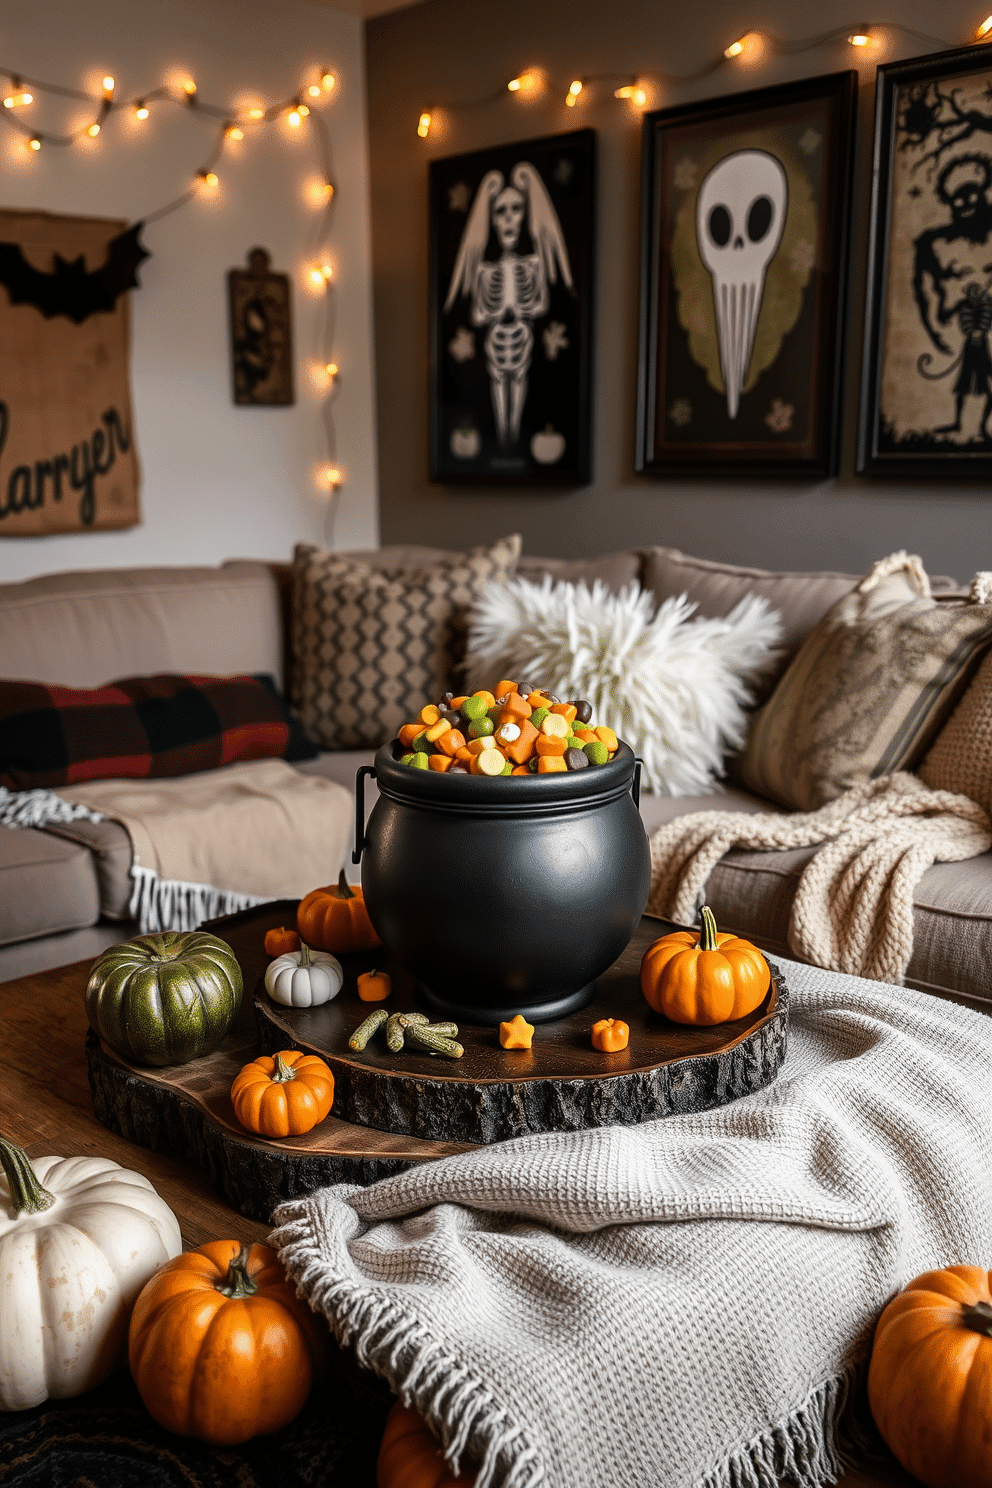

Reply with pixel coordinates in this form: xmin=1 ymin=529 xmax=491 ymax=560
xmin=583 ymin=741 xmax=609 ymax=766
xmin=530 ymin=707 xmax=550 ymax=728
xmin=461 ymin=696 xmax=488 ymax=720
xmin=467 ymin=717 xmax=494 ymax=739
xmin=410 ymin=751 xmax=430 ymax=769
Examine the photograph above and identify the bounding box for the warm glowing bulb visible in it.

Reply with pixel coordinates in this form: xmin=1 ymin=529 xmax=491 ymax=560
xmin=309 ymin=267 xmax=326 ymax=288
xmin=568 ymin=79 xmax=583 ymax=96
xmin=507 ymin=76 xmax=523 ymax=92
xmin=28 ymin=137 xmax=40 ymax=151
xmin=298 ymin=103 xmax=309 ymax=116
xmin=248 ymin=107 xmax=264 ymax=119
xmin=183 ymin=79 xmax=197 ymax=97
xmin=325 ymin=466 xmax=342 ymax=488
xmin=201 ymin=171 xmax=218 ymax=187
xmin=321 ymin=72 xmax=335 ymax=91
xmin=417 ymin=110 xmax=431 ymax=137
xmin=87 ymin=122 xmax=101 ymax=137
xmin=724 ymin=37 xmax=746 ymax=57
xmin=102 ymin=75 xmax=115 ymax=93
xmin=614 ymin=85 xmax=634 ymax=98
xmin=633 ymin=87 xmax=647 ymax=106
xmin=308 ymin=84 xmax=321 ymax=98
xmin=4 ymin=92 xmax=32 ymax=108
xmin=227 ymin=125 xmax=243 ymax=140
xmin=848 ymin=30 xmax=870 ymax=46
xmin=288 ymin=109 xmax=301 ymax=127
xmin=978 ymin=14 xmax=992 ymax=35
xmin=135 ymin=101 xmax=149 ymax=119
xmin=325 ymin=362 xmax=338 ymax=377
xmin=321 ymin=262 xmax=333 ymax=280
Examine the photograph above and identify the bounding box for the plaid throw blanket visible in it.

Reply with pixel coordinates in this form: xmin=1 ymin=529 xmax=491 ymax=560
xmin=273 ymin=960 xmax=992 ymax=1488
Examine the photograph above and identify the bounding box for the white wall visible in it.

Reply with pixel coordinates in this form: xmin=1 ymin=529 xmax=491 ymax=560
xmin=0 ymin=0 xmax=379 ymax=582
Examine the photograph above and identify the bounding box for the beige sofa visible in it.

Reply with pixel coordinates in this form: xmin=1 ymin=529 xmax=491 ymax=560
xmin=2 ymin=545 xmax=989 ymax=1007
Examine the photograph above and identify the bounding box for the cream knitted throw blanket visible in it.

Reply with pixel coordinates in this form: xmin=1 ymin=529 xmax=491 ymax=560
xmin=646 ymin=771 xmax=992 ymax=983
xmin=273 ymin=962 xmax=992 ymax=1488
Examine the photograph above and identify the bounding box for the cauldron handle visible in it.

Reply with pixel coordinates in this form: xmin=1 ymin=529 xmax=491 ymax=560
xmin=632 ymin=758 xmax=642 ymax=812
xmin=353 ymin=766 xmax=377 ymax=864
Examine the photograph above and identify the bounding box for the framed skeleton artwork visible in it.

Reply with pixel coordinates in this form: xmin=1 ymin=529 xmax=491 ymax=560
xmin=636 ymin=72 xmax=857 ymax=477
xmin=859 ymin=44 xmax=992 ymax=475
xmin=429 ymin=129 xmax=595 ymax=485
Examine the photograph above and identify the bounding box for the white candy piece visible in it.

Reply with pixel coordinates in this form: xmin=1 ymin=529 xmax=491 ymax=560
xmin=497 ymin=722 xmax=521 ymax=743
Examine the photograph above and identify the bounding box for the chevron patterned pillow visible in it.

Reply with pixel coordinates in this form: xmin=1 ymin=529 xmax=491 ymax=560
xmin=291 ymin=535 xmax=521 ymax=750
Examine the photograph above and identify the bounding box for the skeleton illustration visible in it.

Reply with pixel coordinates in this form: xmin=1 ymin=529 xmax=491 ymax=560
xmin=445 ymin=163 xmax=572 ymax=446
xmin=696 ymin=150 xmax=788 ymax=419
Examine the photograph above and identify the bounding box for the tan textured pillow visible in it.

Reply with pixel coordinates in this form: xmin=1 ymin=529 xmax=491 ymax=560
xmin=291 ymin=535 xmax=521 ymax=749
xmin=738 ymin=554 xmax=992 ymax=811
xmin=918 ymin=575 xmax=992 ymax=813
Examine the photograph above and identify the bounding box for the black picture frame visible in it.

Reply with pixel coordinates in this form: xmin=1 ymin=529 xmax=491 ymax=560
xmin=859 ymin=43 xmax=992 ymax=475
xmin=429 ymin=129 xmax=595 ymax=486
xmin=636 ymin=71 xmax=857 ymax=477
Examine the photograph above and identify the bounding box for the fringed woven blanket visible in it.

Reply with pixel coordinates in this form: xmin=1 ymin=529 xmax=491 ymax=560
xmin=273 ymin=963 xmax=992 ymax=1488
xmin=647 ymin=771 xmax=992 ymax=983
xmin=0 ymin=760 xmax=351 ymax=933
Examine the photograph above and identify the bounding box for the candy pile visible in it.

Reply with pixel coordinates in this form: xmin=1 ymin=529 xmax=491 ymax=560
xmin=395 ymin=681 xmax=619 ymax=776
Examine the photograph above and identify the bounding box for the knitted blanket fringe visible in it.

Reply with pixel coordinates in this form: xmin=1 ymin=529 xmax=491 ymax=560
xmin=647 ymin=771 xmax=992 ymax=983
xmin=0 ymin=785 xmax=269 ymax=934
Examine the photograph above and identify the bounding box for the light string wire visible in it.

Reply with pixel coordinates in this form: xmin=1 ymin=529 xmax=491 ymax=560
xmin=415 ymin=21 xmax=973 ymax=132
xmin=0 ymin=63 xmax=343 ymax=516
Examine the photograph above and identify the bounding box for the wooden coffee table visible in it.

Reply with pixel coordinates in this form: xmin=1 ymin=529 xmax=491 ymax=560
xmin=0 ymin=948 xmax=914 ymax=1487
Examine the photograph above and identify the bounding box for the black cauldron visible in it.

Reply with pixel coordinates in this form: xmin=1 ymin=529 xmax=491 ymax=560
xmin=353 ymin=741 xmax=651 ymax=1024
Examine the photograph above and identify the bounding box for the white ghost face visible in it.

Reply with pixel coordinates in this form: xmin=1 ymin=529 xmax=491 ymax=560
xmin=696 ymin=150 xmax=788 ymax=419
xmin=492 ymin=187 xmax=525 ymax=250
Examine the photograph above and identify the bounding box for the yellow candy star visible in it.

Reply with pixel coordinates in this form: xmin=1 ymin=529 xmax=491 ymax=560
xmin=499 ymin=1013 xmax=535 ymax=1050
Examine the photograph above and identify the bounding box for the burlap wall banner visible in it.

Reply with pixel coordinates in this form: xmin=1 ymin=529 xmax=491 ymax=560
xmin=0 ymin=207 xmax=146 ymax=537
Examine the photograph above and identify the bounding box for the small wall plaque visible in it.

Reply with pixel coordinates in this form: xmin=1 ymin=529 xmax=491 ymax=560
xmin=227 ymin=247 xmax=294 ymax=406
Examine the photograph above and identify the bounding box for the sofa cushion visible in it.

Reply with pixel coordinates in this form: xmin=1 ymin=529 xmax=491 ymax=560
xmin=0 ymin=673 xmax=316 ymax=790
xmin=738 ymin=555 xmax=992 ymax=811
xmin=0 ymin=824 xmax=100 ymax=946
xmin=919 ymin=645 xmax=992 ymax=814
xmin=291 ymin=534 xmax=521 ymax=750
xmin=0 ymin=561 xmax=283 ymax=689
xmin=41 ymin=816 xmax=134 ymax=919
xmin=517 ymin=551 xmax=643 ymax=591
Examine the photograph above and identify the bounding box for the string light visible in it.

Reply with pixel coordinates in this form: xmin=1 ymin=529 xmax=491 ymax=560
xmin=308 ymin=84 xmax=321 ymax=98
xmin=87 ymin=121 xmax=100 ymax=137
xmin=227 ymin=123 xmax=243 ymax=140
xmin=3 ymin=90 xmax=33 ymax=108
xmin=615 ymin=83 xmax=647 ymax=106
xmin=135 ymin=100 xmax=149 ymax=119
xmin=321 ymin=71 xmax=335 ymax=91
xmin=198 ymin=169 xmax=218 ymax=187
xmin=28 ymin=136 xmax=40 ymax=151
xmin=565 ymin=79 xmax=583 ymax=106
xmin=102 ymin=75 xmax=115 ymax=94
xmin=848 ymin=27 xmax=871 ymax=46
xmin=248 ymin=107 xmax=264 ymax=119
xmin=309 ymin=265 xmax=326 ymax=287
xmin=418 ymin=110 xmax=431 ymax=137
xmin=724 ymin=36 xmax=747 ymax=57
xmin=507 ymin=75 xmax=524 ymax=91
xmin=298 ymin=103 xmax=309 ymax=116
xmin=182 ymin=78 xmax=197 ymax=103
xmin=288 ymin=108 xmax=302 ymax=126
xmin=324 ymin=466 xmax=343 ymax=490
xmin=978 ymin=14 xmax=992 ymax=35
xmin=325 ymin=362 xmax=338 ymax=377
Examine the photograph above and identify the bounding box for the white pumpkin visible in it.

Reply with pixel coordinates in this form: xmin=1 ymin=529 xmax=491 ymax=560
xmin=0 ymin=1137 xmax=182 ymax=1411
xmin=264 ymin=943 xmax=343 ymax=1007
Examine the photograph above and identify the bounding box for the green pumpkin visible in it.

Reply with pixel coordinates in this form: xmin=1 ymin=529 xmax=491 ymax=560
xmin=85 ymin=931 xmax=244 ymax=1067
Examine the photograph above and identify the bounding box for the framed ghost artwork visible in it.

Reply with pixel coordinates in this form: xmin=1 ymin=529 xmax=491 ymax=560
xmin=429 ymin=128 xmax=595 ymax=485
xmin=636 ymin=71 xmax=857 ymax=477
xmin=859 ymin=44 xmax=992 ymax=475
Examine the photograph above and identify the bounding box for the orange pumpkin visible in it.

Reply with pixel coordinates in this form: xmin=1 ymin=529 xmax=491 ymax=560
xmin=357 ymin=968 xmax=392 ymax=1002
xmin=230 ymin=1049 xmax=335 ymax=1137
xmin=377 ymin=1400 xmax=477 ymax=1487
xmin=591 ymin=1017 xmax=629 ymax=1052
xmin=264 ymin=925 xmax=301 ymax=956
xmin=297 ymin=869 xmax=381 ymax=954
xmin=129 ymin=1240 xmax=325 ymax=1444
xmin=867 ymin=1264 xmax=992 ymax=1488
xmin=639 ymin=905 xmax=770 ymax=1026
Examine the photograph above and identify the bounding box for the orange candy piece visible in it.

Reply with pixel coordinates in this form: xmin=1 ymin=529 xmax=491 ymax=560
xmin=397 ymin=723 xmax=422 ymax=748
xmin=551 ymin=702 xmax=577 ymax=723
xmin=535 ymin=734 xmax=567 ymax=757
xmin=436 ymin=728 xmax=466 ymax=757
xmin=499 ymin=693 xmax=532 ymax=722
xmin=493 ymin=680 xmax=518 ymax=699
xmin=537 ymin=755 xmax=567 ymax=773
xmin=499 ymin=1013 xmax=535 ymax=1049
xmin=591 ymin=1018 xmax=629 ymax=1052
xmin=504 ymin=718 xmax=539 ymax=764
xmin=428 ymin=754 xmax=452 ymax=771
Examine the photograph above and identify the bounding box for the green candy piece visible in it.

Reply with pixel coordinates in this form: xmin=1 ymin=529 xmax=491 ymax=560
xmin=565 ymin=734 xmax=582 ymax=750
xmin=530 ymin=707 xmax=549 ymax=728
xmin=500 ymin=760 xmax=512 ymax=775
xmin=467 ymin=717 xmax=494 ymax=739
xmin=399 ymin=752 xmax=416 ymax=766
xmin=461 ymin=696 xmax=488 ymax=720
xmin=411 ymin=751 xmax=430 ymax=769
xmin=584 ymin=740 xmax=609 ymax=766
xmin=487 ymin=704 xmax=502 ymax=724
xmin=411 ymin=731 xmax=432 ymax=753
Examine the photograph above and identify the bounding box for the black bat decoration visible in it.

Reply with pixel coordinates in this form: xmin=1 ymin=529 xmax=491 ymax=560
xmin=0 ymin=222 xmax=150 ymax=324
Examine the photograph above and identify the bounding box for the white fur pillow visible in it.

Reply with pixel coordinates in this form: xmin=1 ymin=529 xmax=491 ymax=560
xmin=464 ymin=577 xmax=782 ymax=795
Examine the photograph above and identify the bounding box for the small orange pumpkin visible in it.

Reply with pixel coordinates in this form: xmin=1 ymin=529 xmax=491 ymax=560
xmin=591 ymin=1017 xmax=629 ymax=1052
xmin=640 ymin=905 xmax=770 ymax=1026
xmin=264 ymin=925 xmax=301 ymax=957
xmin=230 ymin=1049 xmax=334 ymax=1137
xmin=129 ymin=1240 xmax=325 ymax=1444
xmin=357 ymin=968 xmax=392 ymax=1002
xmin=377 ymin=1400 xmax=477 ymax=1487
xmin=297 ymin=869 xmax=381 ymax=954
xmin=867 ymin=1264 xmax=992 ymax=1488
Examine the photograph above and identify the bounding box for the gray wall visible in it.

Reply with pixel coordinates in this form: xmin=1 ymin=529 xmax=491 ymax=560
xmin=365 ymin=0 xmax=992 ymax=580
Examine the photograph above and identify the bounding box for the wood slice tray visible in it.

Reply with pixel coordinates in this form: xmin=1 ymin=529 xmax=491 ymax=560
xmin=87 ymin=901 xmax=789 ymax=1221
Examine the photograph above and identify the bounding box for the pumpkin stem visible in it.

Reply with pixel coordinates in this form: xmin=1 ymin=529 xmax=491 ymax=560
xmin=216 ymin=1242 xmax=259 ymax=1300
xmin=963 ymin=1300 xmax=992 ymax=1336
xmin=336 ymin=868 xmax=355 ymax=900
xmin=300 ymin=942 xmax=312 ymax=968
xmin=699 ymin=905 xmax=719 ymax=952
xmin=272 ymin=1053 xmax=298 ymax=1083
xmin=0 ymin=1135 xmax=56 ymax=1214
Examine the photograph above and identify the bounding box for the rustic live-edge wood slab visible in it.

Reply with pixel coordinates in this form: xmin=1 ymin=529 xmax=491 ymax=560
xmin=86 ymin=900 xmax=788 ymax=1220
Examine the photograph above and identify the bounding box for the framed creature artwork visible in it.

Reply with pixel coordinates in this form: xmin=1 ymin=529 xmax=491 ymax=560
xmin=429 ymin=128 xmax=595 ymax=486
xmin=859 ymin=44 xmax=992 ymax=474
xmin=636 ymin=71 xmax=857 ymax=477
